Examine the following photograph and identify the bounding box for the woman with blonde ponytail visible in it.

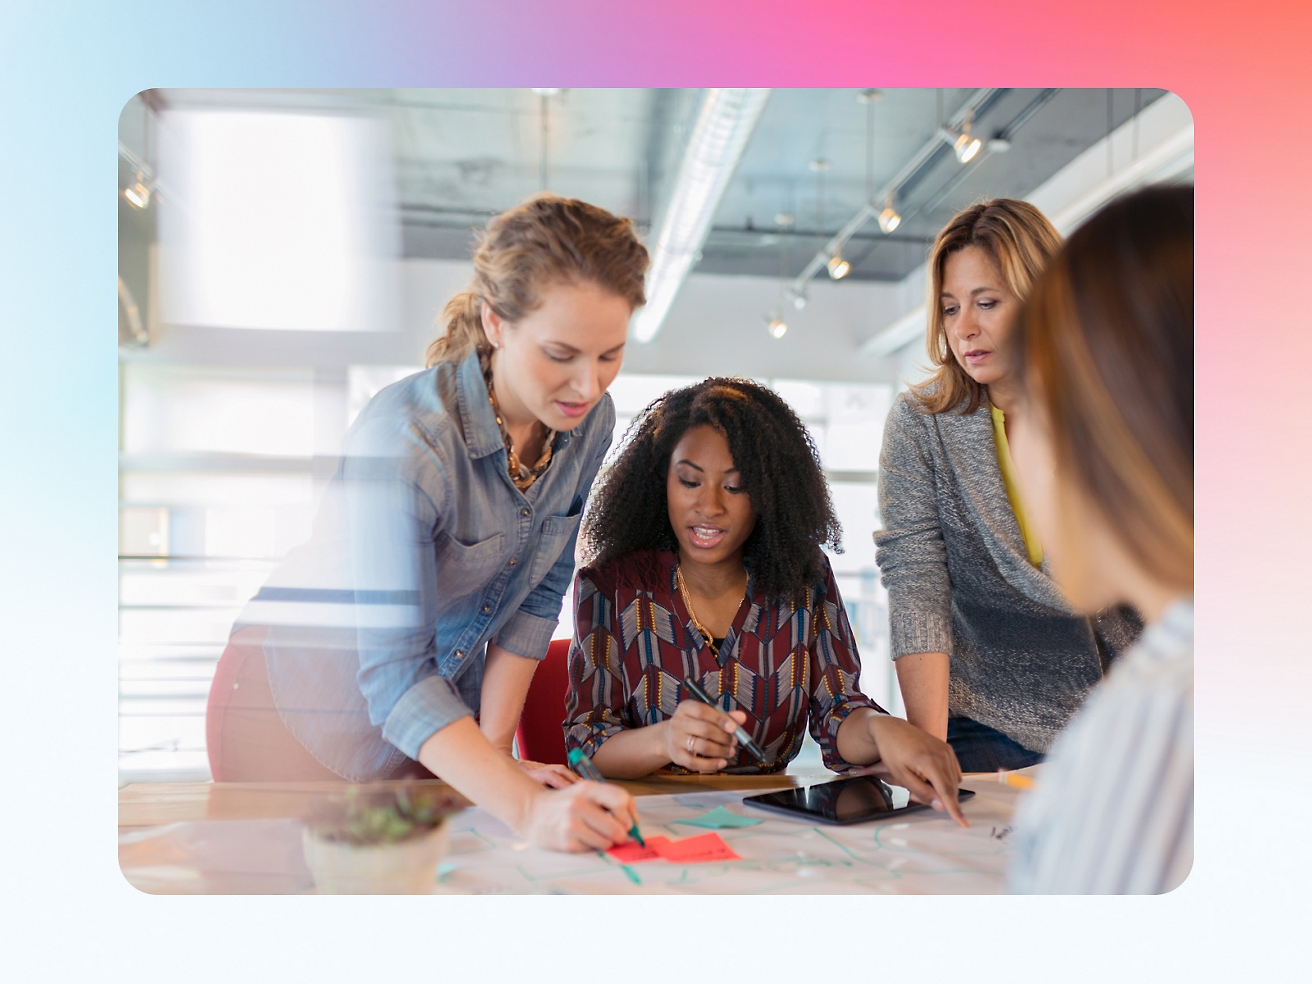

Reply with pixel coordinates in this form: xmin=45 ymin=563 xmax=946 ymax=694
xmin=210 ymin=194 xmax=650 ymax=854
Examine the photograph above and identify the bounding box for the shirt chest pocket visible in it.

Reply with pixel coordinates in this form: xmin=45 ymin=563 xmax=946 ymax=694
xmin=527 ymin=513 xmax=581 ymax=585
xmin=433 ymin=530 xmax=507 ymax=599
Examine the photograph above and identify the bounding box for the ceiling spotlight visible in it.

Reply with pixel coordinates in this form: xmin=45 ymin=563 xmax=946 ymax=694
xmin=857 ymin=89 xmax=883 ymax=104
xmin=768 ymin=317 xmax=788 ymax=339
xmin=987 ymin=137 xmax=1012 ymax=154
xmin=808 ymin=158 xmax=831 ymax=172
xmin=774 ymin=212 xmax=795 ymax=227
xmin=878 ymin=203 xmax=902 ymax=234
xmin=940 ymin=119 xmax=982 ymax=164
xmin=124 ymin=171 xmax=151 ymax=209
xmin=954 ymin=130 xmax=983 ymax=163
xmin=788 ymin=288 xmax=808 ymax=311
xmin=530 ymin=88 xmax=561 ymax=96
xmin=827 ymin=252 xmax=851 ymax=280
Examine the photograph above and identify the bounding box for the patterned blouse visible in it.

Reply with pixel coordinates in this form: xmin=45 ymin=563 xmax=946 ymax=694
xmin=564 ymin=549 xmax=884 ymax=774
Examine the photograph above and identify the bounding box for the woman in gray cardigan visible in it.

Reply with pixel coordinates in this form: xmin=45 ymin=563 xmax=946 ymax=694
xmin=875 ymin=199 xmax=1140 ymax=772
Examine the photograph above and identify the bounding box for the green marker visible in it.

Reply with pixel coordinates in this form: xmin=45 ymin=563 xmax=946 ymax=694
xmin=568 ymin=747 xmax=645 ymax=848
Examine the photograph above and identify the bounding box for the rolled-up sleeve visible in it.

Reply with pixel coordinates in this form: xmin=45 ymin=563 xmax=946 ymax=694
xmin=807 ymin=564 xmax=883 ymax=771
xmin=381 ymin=674 xmax=474 ymax=760
xmin=492 ymin=608 xmax=560 ymax=664
xmin=496 ymin=400 xmax=614 ymax=662
xmin=874 ymin=396 xmax=955 ymax=659
xmin=563 ymin=572 xmax=630 ymax=757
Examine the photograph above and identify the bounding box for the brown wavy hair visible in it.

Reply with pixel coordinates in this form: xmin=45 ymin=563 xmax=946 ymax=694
xmin=424 ymin=194 xmax=649 ymax=367
xmin=911 ymin=198 xmax=1063 ymax=414
xmin=1018 ymin=185 xmax=1193 ymax=591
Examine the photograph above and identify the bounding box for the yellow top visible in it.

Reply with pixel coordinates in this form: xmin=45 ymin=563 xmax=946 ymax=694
xmin=990 ymin=405 xmax=1044 ymax=567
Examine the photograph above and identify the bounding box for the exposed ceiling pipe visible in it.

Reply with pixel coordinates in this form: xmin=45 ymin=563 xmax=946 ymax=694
xmin=631 ymin=88 xmax=771 ymax=344
xmin=861 ymin=109 xmax=1193 ymax=357
xmin=771 ymin=89 xmax=998 ymax=317
xmin=915 ymin=89 xmax=1058 ymax=218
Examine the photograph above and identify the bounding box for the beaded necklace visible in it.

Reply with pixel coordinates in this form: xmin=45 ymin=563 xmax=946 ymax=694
xmin=481 ymin=351 xmax=555 ymax=493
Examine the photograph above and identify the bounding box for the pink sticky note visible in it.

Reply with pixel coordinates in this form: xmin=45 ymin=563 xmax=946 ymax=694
xmin=607 ymin=836 xmax=670 ymax=864
xmin=653 ymin=831 xmax=742 ymax=863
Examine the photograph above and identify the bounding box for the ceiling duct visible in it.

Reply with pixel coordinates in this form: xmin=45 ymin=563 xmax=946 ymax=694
xmin=632 ymin=88 xmax=771 ymax=344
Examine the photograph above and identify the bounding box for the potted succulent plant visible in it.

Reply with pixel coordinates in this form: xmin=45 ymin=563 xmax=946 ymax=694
xmin=302 ymin=783 xmax=463 ymax=894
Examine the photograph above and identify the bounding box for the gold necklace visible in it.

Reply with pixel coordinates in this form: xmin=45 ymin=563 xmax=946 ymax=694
xmin=481 ymin=353 xmax=555 ymax=492
xmin=676 ymin=565 xmax=744 ymax=658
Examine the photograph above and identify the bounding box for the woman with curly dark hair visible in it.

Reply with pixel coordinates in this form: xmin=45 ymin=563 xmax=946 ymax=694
xmin=565 ymin=378 xmax=967 ymax=824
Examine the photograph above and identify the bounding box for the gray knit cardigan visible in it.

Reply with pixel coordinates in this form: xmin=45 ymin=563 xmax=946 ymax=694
xmin=874 ymin=391 xmax=1141 ymax=754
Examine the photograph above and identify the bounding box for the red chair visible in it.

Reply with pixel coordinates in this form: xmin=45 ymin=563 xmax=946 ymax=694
xmin=514 ymin=638 xmax=572 ymax=766
xmin=206 ymin=626 xmax=434 ymax=782
xmin=205 ymin=625 xmax=344 ymax=782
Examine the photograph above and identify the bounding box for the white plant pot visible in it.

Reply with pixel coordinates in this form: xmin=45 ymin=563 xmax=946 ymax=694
xmin=302 ymin=821 xmax=450 ymax=895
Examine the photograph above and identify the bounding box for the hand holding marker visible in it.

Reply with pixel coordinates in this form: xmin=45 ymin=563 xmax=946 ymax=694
xmin=682 ymin=678 xmax=768 ymax=763
xmin=567 ymin=748 xmax=645 ymax=847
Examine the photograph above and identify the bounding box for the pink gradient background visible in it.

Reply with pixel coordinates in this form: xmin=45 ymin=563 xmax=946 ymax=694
xmin=1 ymin=0 xmax=1308 ymax=978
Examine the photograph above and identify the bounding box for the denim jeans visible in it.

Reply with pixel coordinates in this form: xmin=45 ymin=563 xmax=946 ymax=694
xmin=947 ymin=715 xmax=1045 ymax=772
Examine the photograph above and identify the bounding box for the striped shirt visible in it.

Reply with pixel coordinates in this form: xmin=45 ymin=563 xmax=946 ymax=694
xmin=1009 ymin=599 xmax=1193 ymax=894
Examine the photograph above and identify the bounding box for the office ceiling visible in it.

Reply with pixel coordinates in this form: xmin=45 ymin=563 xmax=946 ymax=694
xmin=134 ymin=87 xmax=1167 ymax=283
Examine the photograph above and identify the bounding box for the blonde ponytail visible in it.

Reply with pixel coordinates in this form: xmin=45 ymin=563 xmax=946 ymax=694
xmin=425 ymin=193 xmax=648 ymax=367
xmin=425 ymin=290 xmax=489 ymax=368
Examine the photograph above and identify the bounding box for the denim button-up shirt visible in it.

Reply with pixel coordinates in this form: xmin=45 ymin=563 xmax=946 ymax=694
xmin=242 ymin=350 xmax=613 ymax=779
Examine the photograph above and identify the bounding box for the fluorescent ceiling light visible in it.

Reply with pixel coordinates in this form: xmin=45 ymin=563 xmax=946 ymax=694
xmin=631 ymin=88 xmax=771 ymax=343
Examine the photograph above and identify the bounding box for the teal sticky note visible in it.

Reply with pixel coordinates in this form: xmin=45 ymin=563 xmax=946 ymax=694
xmin=675 ymin=806 xmax=764 ymax=829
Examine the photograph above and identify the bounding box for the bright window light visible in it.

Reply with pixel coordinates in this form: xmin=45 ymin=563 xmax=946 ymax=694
xmin=122 ymin=364 xmax=318 ymax=458
xmin=158 ymin=110 xmax=400 ymax=332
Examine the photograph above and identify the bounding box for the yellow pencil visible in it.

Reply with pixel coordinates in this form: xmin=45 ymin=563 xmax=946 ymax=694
xmin=996 ymin=769 xmax=1035 ymax=790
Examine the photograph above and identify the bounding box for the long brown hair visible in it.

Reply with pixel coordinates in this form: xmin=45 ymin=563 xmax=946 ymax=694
xmin=1018 ymin=185 xmax=1193 ymax=591
xmin=911 ymin=199 xmax=1063 ymax=414
xmin=424 ymin=194 xmax=649 ymax=367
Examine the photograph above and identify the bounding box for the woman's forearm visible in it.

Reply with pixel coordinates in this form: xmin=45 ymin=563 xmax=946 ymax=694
xmin=895 ymin=652 xmax=951 ymax=740
xmin=418 ymin=716 xmax=545 ymax=832
xmin=835 ymin=707 xmax=884 ymax=765
xmin=589 ymin=723 xmax=672 ymax=779
xmin=479 ymin=643 xmax=541 ymax=754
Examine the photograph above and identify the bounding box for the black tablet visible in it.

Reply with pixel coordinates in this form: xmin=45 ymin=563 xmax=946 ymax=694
xmin=742 ymin=776 xmax=975 ymax=825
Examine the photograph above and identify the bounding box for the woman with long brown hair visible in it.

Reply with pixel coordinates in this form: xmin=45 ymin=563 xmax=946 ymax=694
xmin=210 ymin=194 xmax=649 ymax=852
xmin=1007 ymin=185 xmax=1193 ymax=893
xmin=874 ymin=199 xmax=1141 ymax=772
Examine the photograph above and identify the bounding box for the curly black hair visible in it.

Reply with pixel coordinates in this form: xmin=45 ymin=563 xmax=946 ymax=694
xmin=582 ymin=377 xmax=842 ymax=603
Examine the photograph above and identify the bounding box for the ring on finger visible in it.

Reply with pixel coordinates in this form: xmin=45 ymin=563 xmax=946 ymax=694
xmin=687 ymin=735 xmax=696 ymax=754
